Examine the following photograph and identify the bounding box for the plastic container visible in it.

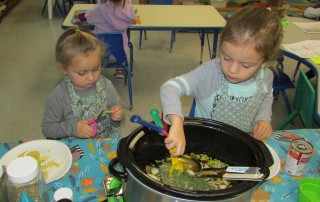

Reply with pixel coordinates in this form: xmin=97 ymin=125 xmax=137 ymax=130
xmin=0 ymin=162 xmax=8 ymax=201
xmin=299 ymin=178 xmax=320 ymax=202
xmin=6 ymin=156 xmax=49 ymax=202
xmin=54 ymin=187 xmax=73 ymax=202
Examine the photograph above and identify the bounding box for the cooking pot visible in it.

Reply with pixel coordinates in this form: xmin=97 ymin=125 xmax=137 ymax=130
xmin=109 ymin=118 xmax=273 ymax=202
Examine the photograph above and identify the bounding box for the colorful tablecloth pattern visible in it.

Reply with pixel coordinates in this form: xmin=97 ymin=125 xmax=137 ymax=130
xmin=251 ymin=129 xmax=320 ymax=202
xmin=0 ymin=137 xmax=120 ymax=202
xmin=0 ymin=129 xmax=319 ymax=202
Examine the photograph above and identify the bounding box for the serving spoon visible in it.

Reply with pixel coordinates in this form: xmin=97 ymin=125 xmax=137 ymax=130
xmin=177 ymin=156 xmax=264 ymax=181
xmin=131 ymin=113 xmax=184 ymax=175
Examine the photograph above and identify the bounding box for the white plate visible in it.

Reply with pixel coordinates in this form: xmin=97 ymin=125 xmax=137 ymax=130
xmin=0 ymin=139 xmax=72 ymax=184
xmin=265 ymin=144 xmax=281 ymax=180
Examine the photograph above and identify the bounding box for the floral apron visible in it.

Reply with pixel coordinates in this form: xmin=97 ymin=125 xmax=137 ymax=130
xmin=66 ymin=77 xmax=120 ymax=138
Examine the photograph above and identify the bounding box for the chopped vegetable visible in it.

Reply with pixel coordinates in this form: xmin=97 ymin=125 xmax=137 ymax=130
xmin=145 ymin=153 xmax=236 ymax=191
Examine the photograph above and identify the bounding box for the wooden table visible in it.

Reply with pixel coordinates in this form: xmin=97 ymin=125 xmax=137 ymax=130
xmin=62 ymin=4 xmax=226 ymax=63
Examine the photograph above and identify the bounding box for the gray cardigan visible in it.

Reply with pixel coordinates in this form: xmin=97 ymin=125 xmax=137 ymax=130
xmin=42 ymin=76 xmax=120 ymax=139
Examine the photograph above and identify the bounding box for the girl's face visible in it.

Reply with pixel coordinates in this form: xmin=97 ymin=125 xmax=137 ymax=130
xmin=220 ymin=41 xmax=265 ymax=84
xmin=64 ymin=50 xmax=102 ymax=90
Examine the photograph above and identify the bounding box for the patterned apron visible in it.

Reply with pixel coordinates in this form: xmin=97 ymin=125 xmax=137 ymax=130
xmin=66 ymin=77 xmax=120 ymax=138
xmin=210 ymin=70 xmax=266 ymax=133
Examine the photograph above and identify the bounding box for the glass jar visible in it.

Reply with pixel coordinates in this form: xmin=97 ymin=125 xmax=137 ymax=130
xmin=6 ymin=156 xmax=49 ymax=202
xmin=0 ymin=162 xmax=8 ymax=201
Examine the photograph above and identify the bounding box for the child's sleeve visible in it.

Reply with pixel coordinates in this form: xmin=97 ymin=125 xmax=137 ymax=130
xmin=103 ymin=77 xmax=123 ymax=127
xmin=42 ymin=86 xmax=78 ymax=139
xmin=85 ymin=5 xmax=106 ymax=25
xmin=109 ymin=4 xmax=137 ymax=31
xmin=160 ymin=60 xmax=218 ymax=124
xmin=254 ymin=68 xmax=274 ymax=123
xmin=160 ymin=81 xmax=184 ymax=124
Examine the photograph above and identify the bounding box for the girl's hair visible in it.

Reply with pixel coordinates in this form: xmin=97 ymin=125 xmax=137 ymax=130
xmin=220 ymin=6 xmax=284 ymax=66
xmin=56 ymin=26 xmax=105 ymax=70
xmin=101 ymin=0 xmax=126 ymax=7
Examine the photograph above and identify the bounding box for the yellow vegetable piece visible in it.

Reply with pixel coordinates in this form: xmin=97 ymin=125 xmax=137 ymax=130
xmin=18 ymin=150 xmax=61 ymax=181
xmin=26 ymin=151 xmax=41 ymax=161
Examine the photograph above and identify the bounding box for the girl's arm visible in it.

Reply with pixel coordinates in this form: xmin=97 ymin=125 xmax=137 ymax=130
xmin=160 ymin=61 xmax=218 ymax=155
xmin=254 ymin=68 xmax=274 ymax=123
xmin=85 ymin=5 xmax=107 ymax=25
xmin=253 ymin=68 xmax=274 ymax=139
xmin=102 ymin=77 xmax=124 ymax=127
xmin=42 ymin=92 xmax=78 ymax=139
xmin=160 ymin=60 xmax=219 ymax=124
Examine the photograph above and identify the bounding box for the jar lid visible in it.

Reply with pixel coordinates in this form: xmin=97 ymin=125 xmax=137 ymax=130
xmin=6 ymin=156 xmax=39 ymax=184
xmin=54 ymin=187 xmax=73 ymax=202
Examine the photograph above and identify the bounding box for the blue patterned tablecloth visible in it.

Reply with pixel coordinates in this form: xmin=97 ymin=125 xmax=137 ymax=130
xmin=0 ymin=137 xmax=120 ymax=202
xmin=0 ymin=129 xmax=319 ymax=202
xmin=251 ymin=129 xmax=320 ymax=202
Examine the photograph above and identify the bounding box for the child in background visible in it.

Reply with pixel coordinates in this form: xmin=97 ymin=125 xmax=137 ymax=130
xmin=85 ymin=0 xmax=136 ymax=79
xmin=160 ymin=6 xmax=284 ymax=156
xmin=42 ymin=27 xmax=124 ymax=139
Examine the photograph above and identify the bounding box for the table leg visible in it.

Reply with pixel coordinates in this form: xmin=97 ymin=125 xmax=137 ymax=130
xmin=48 ymin=0 xmax=53 ymax=20
xmin=200 ymin=30 xmax=205 ymax=64
xmin=212 ymin=30 xmax=218 ymax=59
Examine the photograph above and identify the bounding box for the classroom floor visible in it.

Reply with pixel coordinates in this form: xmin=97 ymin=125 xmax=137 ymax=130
xmin=0 ymin=0 xmax=309 ymax=143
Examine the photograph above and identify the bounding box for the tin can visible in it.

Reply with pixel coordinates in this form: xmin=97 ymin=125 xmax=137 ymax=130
xmin=284 ymin=139 xmax=313 ymax=176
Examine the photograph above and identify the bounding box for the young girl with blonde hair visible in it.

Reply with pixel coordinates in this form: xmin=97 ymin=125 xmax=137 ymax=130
xmin=42 ymin=27 xmax=124 ymax=139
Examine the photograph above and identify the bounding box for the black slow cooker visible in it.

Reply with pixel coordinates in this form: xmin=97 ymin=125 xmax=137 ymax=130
xmin=109 ymin=118 xmax=273 ymax=202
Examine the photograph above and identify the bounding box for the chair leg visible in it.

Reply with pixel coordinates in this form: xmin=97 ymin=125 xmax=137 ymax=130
xmin=54 ymin=0 xmax=65 ymax=17
xmin=292 ymin=61 xmax=301 ymax=82
xmin=62 ymin=0 xmax=67 ymax=16
xmin=144 ymin=30 xmax=147 ymax=40
xmin=280 ymin=90 xmax=292 ymax=115
xmin=66 ymin=0 xmax=74 ymax=16
xmin=276 ymin=111 xmax=299 ymax=130
xmin=42 ymin=0 xmax=48 ymax=16
xmin=128 ymin=42 xmax=134 ymax=76
xmin=123 ymin=66 xmax=133 ymax=110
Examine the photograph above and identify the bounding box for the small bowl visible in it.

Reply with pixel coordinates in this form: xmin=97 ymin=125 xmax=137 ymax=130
xmin=299 ymin=178 xmax=320 ymax=202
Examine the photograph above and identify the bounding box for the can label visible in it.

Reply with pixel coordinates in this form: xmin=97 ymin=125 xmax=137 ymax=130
xmin=284 ymin=139 xmax=313 ymax=176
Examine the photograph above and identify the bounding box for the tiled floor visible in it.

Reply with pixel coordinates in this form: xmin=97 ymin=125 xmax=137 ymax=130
xmin=0 ymin=0 xmax=309 ymax=143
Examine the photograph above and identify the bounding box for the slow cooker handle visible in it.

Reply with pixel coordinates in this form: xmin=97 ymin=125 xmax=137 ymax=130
xmin=109 ymin=158 xmax=128 ymax=180
xmin=254 ymin=139 xmax=274 ymax=168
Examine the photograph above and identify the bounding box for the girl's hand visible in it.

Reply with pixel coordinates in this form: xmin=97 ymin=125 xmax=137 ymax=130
xmin=110 ymin=105 xmax=123 ymax=122
xmin=77 ymin=118 xmax=95 ymax=139
xmin=252 ymin=120 xmax=273 ymax=140
xmin=165 ymin=115 xmax=186 ymax=156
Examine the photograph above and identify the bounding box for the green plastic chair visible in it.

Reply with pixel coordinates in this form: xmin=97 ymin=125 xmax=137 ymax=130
xmin=277 ymin=70 xmax=316 ymax=130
